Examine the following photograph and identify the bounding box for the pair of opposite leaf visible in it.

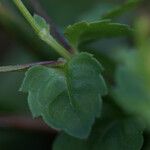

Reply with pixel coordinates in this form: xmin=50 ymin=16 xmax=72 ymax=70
xmin=20 ymin=12 xmax=132 ymax=138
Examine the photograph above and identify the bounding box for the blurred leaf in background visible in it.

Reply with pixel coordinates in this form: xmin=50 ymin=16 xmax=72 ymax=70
xmin=113 ymin=16 xmax=150 ymax=127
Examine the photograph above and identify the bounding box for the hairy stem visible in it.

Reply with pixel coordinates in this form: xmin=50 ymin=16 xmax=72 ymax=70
xmin=30 ymin=0 xmax=75 ymax=53
xmin=0 ymin=60 xmax=65 ymax=73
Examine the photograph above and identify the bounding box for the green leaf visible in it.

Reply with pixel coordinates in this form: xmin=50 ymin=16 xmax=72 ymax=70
xmin=20 ymin=52 xmax=107 ymax=138
xmin=95 ymin=119 xmax=143 ymax=150
xmin=53 ymin=119 xmax=143 ymax=150
xmin=101 ymin=0 xmax=141 ymax=19
xmin=114 ymin=51 xmax=150 ymax=125
xmin=115 ymin=68 xmax=150 ymax=116
xmin=65 ymin=20 xmax=132 ymax=48
xmin=33 ymin=14 xmax=50 ymax=32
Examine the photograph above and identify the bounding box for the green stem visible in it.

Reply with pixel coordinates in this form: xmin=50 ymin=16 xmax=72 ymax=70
xmin=13 ymin=0 xmax=39 ymax=33
xmin=12 ymin=0 xmax=71 ymax=60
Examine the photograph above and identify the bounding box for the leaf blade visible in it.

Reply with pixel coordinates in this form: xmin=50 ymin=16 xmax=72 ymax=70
xmin=20 ymin=53 xmax=107 ymax=138
xmin=65 ymin=20 xmax=132 ymax=48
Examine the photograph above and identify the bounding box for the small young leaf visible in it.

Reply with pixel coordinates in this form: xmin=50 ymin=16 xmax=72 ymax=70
xmin=20 ymin=52 xmax=107 ymax=138
xmin=33 ymin=14 xmax=50 ymax=32
xmin=53 ymin=119 xmax=143 ymax=150
xmin=65 ymin=20 xmax=132 ymax=48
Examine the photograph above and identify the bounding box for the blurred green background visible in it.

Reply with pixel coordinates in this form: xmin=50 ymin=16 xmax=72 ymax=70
xmin=0 ymin=0 xmax=149 ymax=149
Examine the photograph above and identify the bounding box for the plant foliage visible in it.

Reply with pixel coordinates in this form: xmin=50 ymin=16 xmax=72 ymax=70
xmin=0 ymin=0 xmax=149 ymax=149
xmin=20 ymin=52 xmax=107 ymax=138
